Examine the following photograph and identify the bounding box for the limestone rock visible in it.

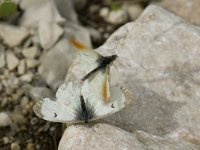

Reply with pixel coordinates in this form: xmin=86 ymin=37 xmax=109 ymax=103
xmin=58 ymin=124 xmax=199 ymax=150
xmin=38 ymin=21 xmax=64 ymax=50
xmin=6 ymin=52 xmax=19 ymax=70
xmin=26 ymin=59 xmax=39 ymax=69
xmin=0 ymin=112 xmax=12 ymax=127
xmin=30 ymin=87 xmax=53 ymax=102
xmin=20 ymin=0 xmax=65 ymax=28
xmin=0 ymin=52 xmax=6 ymax=68
xmin=22 ymin=46 xmax=39 ymax=58
xmin=0 ymin=24 xmax=29 ymax=47
xmin=17 ymin=59 xmax=26 ymax=75
xmin=66 ymin=4 xmax=200 ymax=143
xmin=156 ymin=0 xmax=200 ymax=25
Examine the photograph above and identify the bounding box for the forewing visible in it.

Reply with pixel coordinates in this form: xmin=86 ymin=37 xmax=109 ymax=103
xmin=69 ymin=37 xmax=102 ymax=73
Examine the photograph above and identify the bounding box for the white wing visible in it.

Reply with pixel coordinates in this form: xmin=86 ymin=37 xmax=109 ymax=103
xmin=81 ymin=80 xmax=131 ymax=120
xmin=69 ymin=37 xmax=102 ymax=74
xmin=33 ymin=82 xmax=81 ymax=123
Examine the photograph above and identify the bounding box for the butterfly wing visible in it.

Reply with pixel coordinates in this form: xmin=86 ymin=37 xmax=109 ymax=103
xmin=69 ymin=38 xmax=103 ymax=74
xmin=33 ymin=82 xmax=82 ymax=123
xmin=81 ymin=80 xmax=131 ymax=120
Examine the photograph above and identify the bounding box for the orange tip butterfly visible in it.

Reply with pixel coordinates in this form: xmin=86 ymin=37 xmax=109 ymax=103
xmin=33 ymin=81 xmax=131 ymax=123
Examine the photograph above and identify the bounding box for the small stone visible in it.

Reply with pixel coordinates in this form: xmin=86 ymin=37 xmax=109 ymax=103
xmin=0 ymin=24 xmax=29 ymax=48
xmin=0 ymin=112 xmax=12 ymax=127
xmin=26 ymin=143 xmax=34 ymax=150
xmin=0 ymin=53 xmax=5 ymax=68
xmin=126 ymin=4 xmax=143 ymax=20
xmin=17 ymin=60 xmax=26 ymax=75
xmin=6 ymin=52 xmax=19 ymax=70
xmin=20 ymin=96 xmax=29 ymax=107
xmin=38 ymin=21 xmax=64 ymax=50
xmin=11 ymin=142 xmax=21 ymax=150
xmin=10 ymin=111 xmax=27 ymax=125
xmin=20 ymin=73 xmax=33 ymax=82
xmin=26 ymin=59 xmax=40 ymax=69
xmin=22 ymin=46 xmax=39 ymax=58
xmin=3 ymin=137 xmax=9 ymax=144
xmin=99 ymin=7 xmax=109 ymax=18
xmin=106 ymin=9 xmax=128 ymax=24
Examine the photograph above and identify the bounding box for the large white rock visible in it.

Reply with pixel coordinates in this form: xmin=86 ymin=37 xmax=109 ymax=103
xmin=58 ymin=124 xmax=199 ymax=150
xmin=20 ymin=0 xmax=65 ymax=28
xmin=66 ymin=4 xmax=200 ymax=144
xmin=38 ymin=21 xmax=64 ymax=50
xmin=0 ymin=24 xmax=29 ymax=48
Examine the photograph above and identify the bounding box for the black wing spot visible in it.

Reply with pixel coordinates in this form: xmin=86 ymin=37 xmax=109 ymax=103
xmin=111 ymin=104 xmax=115 ymax=108
xmin=54 ymin=113 xmax=57 ymax=117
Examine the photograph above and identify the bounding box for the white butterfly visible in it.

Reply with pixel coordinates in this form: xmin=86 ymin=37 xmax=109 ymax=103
xmin=68 ymin=38 xmax=118 ymax=103
xmin=33 ymin=81 xmax=131 ymax=123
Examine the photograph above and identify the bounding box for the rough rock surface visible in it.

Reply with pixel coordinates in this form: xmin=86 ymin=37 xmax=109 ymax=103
xmin=66 ymin=4 xmax=200 ymax=145
xmin=156 ymin=0 xmax=200 ymax=25
xmin=0 ymin=24 xmax=29 ymax=47
xmin=58 ymin=124 xmax=199 ymax=150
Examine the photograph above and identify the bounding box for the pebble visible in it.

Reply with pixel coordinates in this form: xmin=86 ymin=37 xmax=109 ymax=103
xmin=26 ymin=143 xmax=34 ymax=150
xmin=26 ymin=59 xmax=40 ymax=69
xmin=0 ymin=112 xmax=12 ymax=127
xmin=3 ymin=136 xmax=10 ymax=144
xmin=99 ymin=7 xmax=109 ymax=18
xmin=11 ymin=142 xmax=21 ymax=150
xmin=6 ymin=52 xmax=20 ymax=70
xmin=0 ymin=53 xmax=6 ymax=68
xmin=22 ymin=46 xmax=39 ymax=58
xmin=107 ymin=9 xmax=128 ymax=24
xmin=10 ymin=111 xmax=27 ymax=125
xmin=126 ymin=4 xmax=143 ymax=21
xmin=20 ymin=96 xmax=29 ymax=107
xmin=17 ymin=59 xmax=26 ymax=75
xmin=19 ymin=73 xmax=33 ymax=82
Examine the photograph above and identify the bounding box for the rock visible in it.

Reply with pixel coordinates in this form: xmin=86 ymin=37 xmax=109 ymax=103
xmin=0 ymin=112 xmax=12 ymax=127
xmin=38 ymin=38 xmax=75 ymax=90
xmin=106 ymin=9 xmax=129 ymax=25
xmin=22 ymin=46 xmax=39 ymax=58
xmin=11 ymin=142 xmax=21 ymax=150
xmin=30 ymin=86 xmax=53 ymax=102
xmin=99 ymin=7 xmax=109 ymax=18
xmin=20 ymin=0 xmax=65 ymax=28
xmin=0 ymin=52 xmax=5 ymax=68
xmin=6 ymin=52 xmax=19 ymax=70
xmin=58 ymin=124 xmax=144 ymax=150
xmin=38 ymin=21 xmax=64 ymax=50
xmin=54 ymin=0 xmax=78 ymax=23
xmin=17 ymin=59 xmax=26 ymax=75
xmin=125 ymin=4 xmax=143 ymax=21
xmin=156 ymin=0 xmax=200 ymax=25
xmin=3 ymin=137 xmax=9 ymax=144
xmin=58 ymin=124 xmax=199 ymax=150
xmin=66 ymin=4 xmax=200 ymax=142
xmin=10 ymin=111 xmax=27 ymax=125
xmin=26 ymin=59 xmax=39 ymax=69
xmin=0 ymin=24 xmax=29 ymax=47
xmin=20 ymin=0 xmax=49 ymax=10
xmin=20 ymin=72 xmax=33 ymax=82
xmin=26 ymin=143 xmax=34 ymax=150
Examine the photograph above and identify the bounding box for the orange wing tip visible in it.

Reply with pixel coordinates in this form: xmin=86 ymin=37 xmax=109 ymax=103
xmin=68 ymin=37 xmax=87 ymax=50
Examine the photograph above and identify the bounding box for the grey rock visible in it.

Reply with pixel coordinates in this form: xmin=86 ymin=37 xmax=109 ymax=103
xmin=0 ymin=112 xmax=12 ymax=127
xmin=38 ymin=38 xmax=75 ymax=90
xmin=58 ymin=124 xmax=199 ymax=150
xmin=156 ymin=0 xmax=200 ymax=25
xmin=0 ymin=24 xmax=29 ymax=47
xmin=0 ymin=52 xmax=6 ymax=68
xmin=26 ymin=59 xmax=39 ymax=69
xmin=20 ymin=0 xmax=65 ymax=28
xmin=54 ymin=0 xmax=78 ymax=23
xmin=6 ymin=52 xmax=19 ymax=70
xmin=66 ymin=4 xmax=200 ymax=143
xmin=11 ymin=142 xmax=21 ymax=150
xmin=99 ymin=7 xmax=109 ymax=18
xmin=22 ymin=46 xmax=39 ymax=58
xmin=30 ymin=86 xmax=53 ymax=102
xmin=38 ymin=21 xmax=64 ymax=50
xmin=17 ymin=59 xmax=26 ymax=75
xmin=106 ymin=9 xmax=129 ymax=25
xmin=19 ymin=72 xmax=33 ymax=82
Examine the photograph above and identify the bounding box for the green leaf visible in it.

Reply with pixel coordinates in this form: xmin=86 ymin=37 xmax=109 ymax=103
xmin=0 ymin=0 xmax=17 ymax=18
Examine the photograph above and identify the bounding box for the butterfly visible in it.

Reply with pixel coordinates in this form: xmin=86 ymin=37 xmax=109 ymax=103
xmin=33 ymin=81 xmax=131 ymax=123
xmin=68 ymin=38 xmax=118 ymax=103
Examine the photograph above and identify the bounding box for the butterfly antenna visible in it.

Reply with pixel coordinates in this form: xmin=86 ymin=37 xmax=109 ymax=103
xmin=113 ymin=62 xmax=119 ymax=72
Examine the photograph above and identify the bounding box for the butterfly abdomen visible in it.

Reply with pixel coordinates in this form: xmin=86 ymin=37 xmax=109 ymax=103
xmin=75 ymin=96 xmax=95 ymax=123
